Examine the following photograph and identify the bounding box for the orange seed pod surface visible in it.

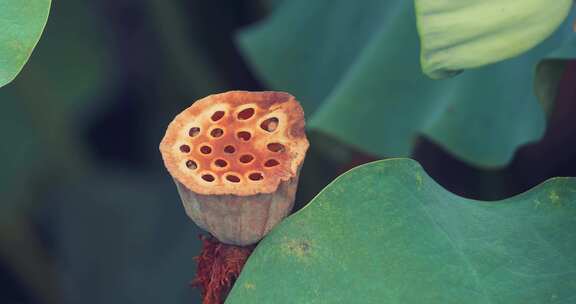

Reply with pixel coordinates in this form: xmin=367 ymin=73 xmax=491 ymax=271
xmin=160 ymin=91 xmax=309 ymax=245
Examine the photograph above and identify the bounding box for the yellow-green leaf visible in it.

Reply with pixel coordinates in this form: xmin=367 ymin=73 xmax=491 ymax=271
xmin=416 ymin=0 xmax=573 ymax=79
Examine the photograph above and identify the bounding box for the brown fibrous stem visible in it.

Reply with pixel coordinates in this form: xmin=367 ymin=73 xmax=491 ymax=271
xmin=191 ymin=235 xmax=256 ymax=304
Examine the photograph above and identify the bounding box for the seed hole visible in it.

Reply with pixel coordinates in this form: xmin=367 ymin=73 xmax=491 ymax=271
xmin=249 ymin=172 xmax=264 ymax=181
xmin=202 ymin=174 xmax=215 ymax=182
xmin=211 ymin=111 xmax=225 ymax=122
xmin=267 ymin=143 xmax=285 ymax=152
xmin=185 ymin=160 xmax=197 ymax=170
xmin=239 ymin=154 xmax=254 ymax=164
xmin=237 ymin=108 xmax=255 ymax=120
xmin=180 ymin=144 xmax=191 ymax=153
xmin=264 ymin=159 xmax=280 ymax=167
xmin=226 ymin=175 xmax=241 ymax=183
xmin=214 ymin=159 xmax=228 ymax=168
xmin=210 ymin=128 xmax=224 ymax=138
xmin=260 ymin=117 xmax=279 ymax=132
xmin=189 ymin=127 xmax=200 ymax=137
xmin=224 ymin=145 xmax=236 ymax=154
xmin=200 ymin=145 xmax=212 ymax=154
xmin=237 ymin=131 xmax=251 ymax=141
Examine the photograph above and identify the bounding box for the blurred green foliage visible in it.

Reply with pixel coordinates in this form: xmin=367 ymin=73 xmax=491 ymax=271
xmin=238 ymin=0 xmax=575 ymax=167
xmin=0 ymin=1 xmax=208 ymax=303
xmin=536 ymin=36 xmax=576 ymax=113
xmin=229 ymin=159 xmax=576 ymax=303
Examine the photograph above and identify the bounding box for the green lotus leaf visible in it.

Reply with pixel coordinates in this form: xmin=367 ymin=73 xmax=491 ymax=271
xmin=0 ymin=0 xmax=51 ymax=87
xmin=416 ymin=0 xmax=573 ymax=79
xmin=237 ymin=0 xmax=575 ymax=167
xmin=227 ymin=158 xmax=576 ymax=303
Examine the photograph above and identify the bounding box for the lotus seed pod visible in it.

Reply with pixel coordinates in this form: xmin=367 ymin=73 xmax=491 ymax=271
xmin=160 ymin=91 xmax=309 ymax=245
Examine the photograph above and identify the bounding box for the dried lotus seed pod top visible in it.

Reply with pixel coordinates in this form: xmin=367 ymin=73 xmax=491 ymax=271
xmin=160 ymin=91 xmax=309 ymax=245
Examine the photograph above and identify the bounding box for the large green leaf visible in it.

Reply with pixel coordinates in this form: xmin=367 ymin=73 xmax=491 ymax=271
xmin=237 ymin=0 xmax=575 ymax=167
xmin=227 ymin=158 xmax=576 ymax=303
xmin=415 ymin=0 xmax=573 ymax=79
xmin=0 ymin=0 xmax=51 ymax=87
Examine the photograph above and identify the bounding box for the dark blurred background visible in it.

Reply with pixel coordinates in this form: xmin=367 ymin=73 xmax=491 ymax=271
xmin=1 ymin=1 xmax=575 ymax=303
